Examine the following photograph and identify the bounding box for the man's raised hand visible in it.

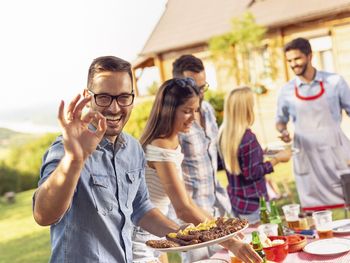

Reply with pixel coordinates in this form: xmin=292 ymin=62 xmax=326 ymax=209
xmin=58 ymin=94 xmax=107 ymax=162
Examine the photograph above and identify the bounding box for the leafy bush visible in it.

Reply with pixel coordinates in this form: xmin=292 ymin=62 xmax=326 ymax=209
xmin=205 ymin=90 xmax=225 ymax=126
xmin=3 ymin=133 xmax=58 ymax=193
xmin=124 ymin=99 xmax=154 ymax=139
xmin=147 ymin=81 xmax=159 ymax=96
xmin=0 ymin=162 xmax=20 ymax=194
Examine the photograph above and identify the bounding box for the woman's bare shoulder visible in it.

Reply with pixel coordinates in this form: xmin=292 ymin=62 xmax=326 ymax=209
xmin=150 ymin=138 xmax=175 ymax=149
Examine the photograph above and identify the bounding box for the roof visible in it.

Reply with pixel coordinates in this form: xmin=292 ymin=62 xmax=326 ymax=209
xmin=251 ymin=0 xmax=350 ymax=28
xmin=139 ymin=0 xmax=350 ymax=56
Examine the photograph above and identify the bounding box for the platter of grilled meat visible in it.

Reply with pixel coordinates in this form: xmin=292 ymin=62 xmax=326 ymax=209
xmin=146 ymin=217 xmax=248 ymax=252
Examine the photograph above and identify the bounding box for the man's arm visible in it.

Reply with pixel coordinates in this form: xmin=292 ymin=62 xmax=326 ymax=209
xmin=276 ymin=122 xmax=291 ymax=143
xmin=33 ymin=156 xmax=84 ymax=226
xmin=33 ymin=94 xmax=106 ymax=226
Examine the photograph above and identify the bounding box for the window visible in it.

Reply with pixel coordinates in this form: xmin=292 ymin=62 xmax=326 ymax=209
xmin=309 ymin=36 xmax=335 ymax=72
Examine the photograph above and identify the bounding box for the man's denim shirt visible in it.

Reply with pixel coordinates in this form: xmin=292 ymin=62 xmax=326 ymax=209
xmin=36 ymin=132 xmax=154 ymax=263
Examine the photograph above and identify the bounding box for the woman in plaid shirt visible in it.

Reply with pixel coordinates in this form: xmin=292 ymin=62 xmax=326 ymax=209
xmin=218 ymin=87 xmax=291 ymax=225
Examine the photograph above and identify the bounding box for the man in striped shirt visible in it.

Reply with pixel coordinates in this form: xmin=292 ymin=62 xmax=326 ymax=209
xmin=172 ymin=54 xmax=232 ymax=262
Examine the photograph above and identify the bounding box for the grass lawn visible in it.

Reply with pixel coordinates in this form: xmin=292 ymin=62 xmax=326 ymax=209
xmin=0 ymin=189 xmax=50 ymax=263
xmin=1 ymin=165 xmax=347 ymax=263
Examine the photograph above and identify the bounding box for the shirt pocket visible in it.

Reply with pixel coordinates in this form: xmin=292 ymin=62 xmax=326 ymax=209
xmin=90 ymin=174 xmax=114 ymax=215
xmin=124 ymin=169 xmax=141 ymax=208
xmin=181 ymin=131 xmax=207 ymax=158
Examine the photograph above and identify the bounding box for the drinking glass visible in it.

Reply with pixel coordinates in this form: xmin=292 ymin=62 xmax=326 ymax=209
xmin=312 ymin=210 xmax=333 ymax=239
xmin=282 ymin=204 xmax=300 ymax=229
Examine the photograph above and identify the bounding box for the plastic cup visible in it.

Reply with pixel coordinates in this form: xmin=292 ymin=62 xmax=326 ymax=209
xmin=282 ymin=204 xmax=300 ymax=229
xmin=258 ymin=223 xmax=279 ymax=237
xmin=312 ymin=210 xmax=333 ymax=239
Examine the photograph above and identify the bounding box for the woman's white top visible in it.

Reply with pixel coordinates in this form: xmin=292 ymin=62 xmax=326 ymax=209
xmin=144 ymin=144 xmax=184 ymax=215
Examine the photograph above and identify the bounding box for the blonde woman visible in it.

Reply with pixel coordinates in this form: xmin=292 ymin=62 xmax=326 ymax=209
xmin=219 ymin=87 xmax=291 ymax=225
xmin=132 ymin=80 xmax=262 ymax=263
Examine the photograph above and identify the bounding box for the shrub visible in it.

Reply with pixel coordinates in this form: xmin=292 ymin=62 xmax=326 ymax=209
xmin=124 ymin=99 xmax=154 ymax=139
xmin=4 ymin=133 xmax=58 ymax=192
xmin=0 ymin=162 xmax=20 ymax=195
xmin=205 ymin=90 xmax=225 ymax=126
xmin=147 ymin=81 xmax=159 ymax=96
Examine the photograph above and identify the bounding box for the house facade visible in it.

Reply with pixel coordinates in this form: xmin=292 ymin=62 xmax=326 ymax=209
xmin=133 ymin=0 xmax=350 ymax=144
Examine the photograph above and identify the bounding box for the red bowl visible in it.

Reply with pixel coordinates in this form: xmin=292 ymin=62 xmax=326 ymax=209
xmin=285 ymin=234 xmax=307 ymax=253
xmin=263 ymin=236 xmax=288 ymax=263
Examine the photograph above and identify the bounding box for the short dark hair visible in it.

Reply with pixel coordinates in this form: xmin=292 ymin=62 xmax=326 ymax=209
xmin=87 ymin=56 xmax=133 ymax=90
xmin=284 ymin=37 xmax=312 ymax=55
xmin=172 ymin=54 xmax=205 ymax=78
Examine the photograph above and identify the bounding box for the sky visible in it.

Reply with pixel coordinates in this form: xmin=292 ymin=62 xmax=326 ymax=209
xmin=0 ymin=0 xmax=166 ymax=113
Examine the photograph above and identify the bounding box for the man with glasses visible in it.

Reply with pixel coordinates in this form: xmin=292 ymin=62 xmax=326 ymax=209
xmin=32 ymin=56 xmax=181 ymax=263
xmin=172 ymin=54 xmax=232 ymax=262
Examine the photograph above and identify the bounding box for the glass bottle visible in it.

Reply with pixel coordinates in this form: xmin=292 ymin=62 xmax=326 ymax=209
xmin=269 ymin=200 xmax=284 ymax=236
xmin=259 ymin=196 xmax=270 ymax=224
xmin=251 ymin=231 xmax=267 ymax=262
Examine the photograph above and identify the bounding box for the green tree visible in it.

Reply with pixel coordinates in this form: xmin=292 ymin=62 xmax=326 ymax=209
xmin=124 ymin=99 xmax=154 ymax=139
xmin=147 ymin=81 xmax=159 ymax=96
xmin=209 ymin=12 xmax=267 ymax=86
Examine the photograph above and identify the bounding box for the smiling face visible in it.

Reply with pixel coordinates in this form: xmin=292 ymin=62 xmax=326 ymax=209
xmin=172 ymin=96 xmax=199 ymax=134
xmin=85 ymin=71 xmax=133 ymax=142
xmin=285 ymin=49 xmax=312 ymax=77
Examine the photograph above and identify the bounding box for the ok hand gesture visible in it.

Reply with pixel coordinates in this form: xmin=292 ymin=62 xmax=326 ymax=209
xmin=58 ymin=94 xmax=107 ymax=162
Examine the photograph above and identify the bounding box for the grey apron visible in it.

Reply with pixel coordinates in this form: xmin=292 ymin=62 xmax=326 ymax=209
xmin=293 ymin=81 xmax=350 ymax=209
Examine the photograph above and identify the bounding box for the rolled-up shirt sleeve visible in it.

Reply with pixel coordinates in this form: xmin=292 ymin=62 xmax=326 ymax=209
xmin=276 ymin=87 xmax=290 ymax=124
xmin=38 ymin=137 xmax=65 ymax=186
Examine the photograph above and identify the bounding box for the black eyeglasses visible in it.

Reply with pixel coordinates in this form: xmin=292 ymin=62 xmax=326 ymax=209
xmin=88 ymin=90 xmax=134 ymax=107
xmin=198 ymin=82 xmax=209 ymax=92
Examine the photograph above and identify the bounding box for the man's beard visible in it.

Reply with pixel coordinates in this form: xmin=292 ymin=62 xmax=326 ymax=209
xmin=293 ymin=64 xmax=307 ymax=76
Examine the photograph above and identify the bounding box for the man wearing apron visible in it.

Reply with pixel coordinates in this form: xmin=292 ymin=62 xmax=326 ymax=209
xmin=276 ymin=37 xmax=350 ymax=210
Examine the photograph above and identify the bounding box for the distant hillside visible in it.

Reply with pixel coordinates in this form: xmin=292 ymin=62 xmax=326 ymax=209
xmin=0 ymin=128 xmax=15 ymax=140
xmin=0 ymin=103 xmax=59 ymax=133
xmin=0 ymin=128 xmax=39 ymax=159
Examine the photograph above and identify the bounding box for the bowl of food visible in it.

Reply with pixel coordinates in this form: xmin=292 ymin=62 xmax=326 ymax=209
xmin=286 ymin=234 xmax=307 ymax=253
xmin=263 ymin=236 xmax=288 ymax=262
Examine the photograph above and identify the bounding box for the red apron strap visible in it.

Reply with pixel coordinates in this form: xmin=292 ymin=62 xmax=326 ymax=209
xmin=302 ymin=203 xmax=345 ymax=211
xmin=295 ymin=81 xmax=325 ymax=101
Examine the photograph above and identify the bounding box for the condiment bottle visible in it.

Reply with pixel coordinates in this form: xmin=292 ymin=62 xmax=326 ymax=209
xmin=298 ymin=213 xmax=309 ymax=230
xmin=306 ymin=211 xmax=315 ymax=228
